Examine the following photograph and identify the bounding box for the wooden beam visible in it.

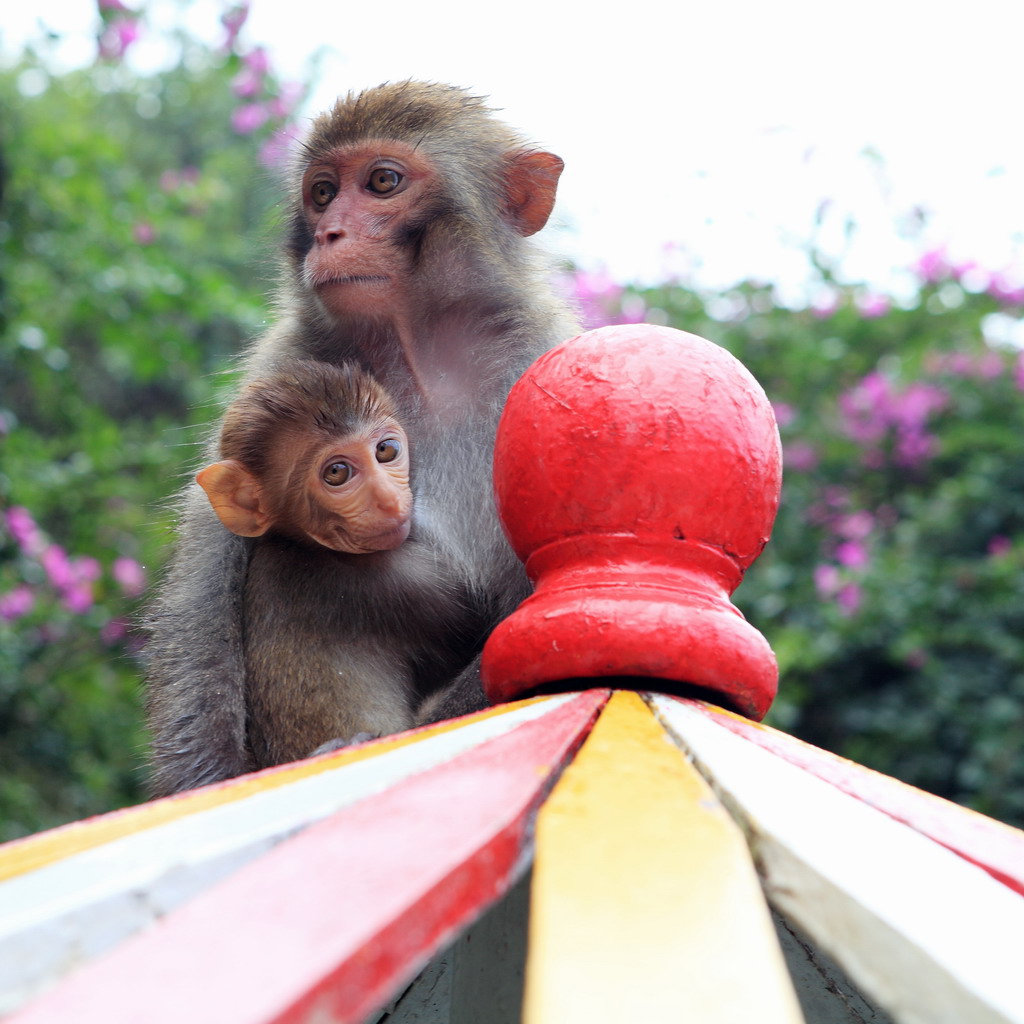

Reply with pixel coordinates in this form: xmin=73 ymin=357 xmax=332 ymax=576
xmin=5 ymin=691 xmax=607 ymax=1024
xmin=690 ymin=700 xmax=1024 ymax=897
xmin=523 ymin=691 xmax=803 ymax=1024
xmin=0 ymin=696 xmax=558 ymax=884
xmin=0 ymin=694 xmax=590 ymax=1016
xmin=652 ymin=696 xmax=1024 ymax=1024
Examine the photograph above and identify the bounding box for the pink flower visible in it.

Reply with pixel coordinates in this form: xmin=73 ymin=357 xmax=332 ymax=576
xmin=6 ymin=506 xmax=45 ymax=556
xmin=61 ymin=583 xmax=94 ymax=614
xmin=221 ymin=2 xmax=250 ymax=50
xmin=99 ymin=16 xmax=141 ymax=60
xmin=73 ymin=556 xmax=102 ymax=582
xmin=113 ymin=556 xmax=146 ymax=597
xmin=837 ymin=582 xmax=862 ymax=616
xmin=269 ymin=82 xmax=304 ymax=119
xmin=243 ymin=47 xmax=270 ymax=75
xmin=232 ymin=67 xmax=264 ymax=98
xmin=101 ymin=617 xmax=129 ymax=644
xmin=41 ymin=545 xmax=75 ymax=590
xmin=810 ymin=292 xmax=840 ymax=319
xmin=835 ymin=510 xmax=874 ymax=541
xmin=772 ymin=402 xmax=795 ymax=428
xmin=0 ymin=585 xmax=35 ymax=621
xmin=988 ymin=536 xmax=1012 ymax=557
xmin=783 ymin=442 xmax=818 ymax=472
xmin=133 ymin=222 xmax=155 ymax=245
xmin=856 ymin=293 xmax=891 ymax=319
xmin=232 ymin=102 xmax=270 ymax=135
xmin=814 ymin=564 xmax=840 ymax=597
xmin=835 ymin=540 xmax=868 ymax=568
xmin=914 ymin=246 xmax=949 ymax=284
xmin=839 ymin=373 xmax=946 ymax=468
xmin=259 ymin=128 xmax=300 ymax=169
xmin=987 ymin=272 xmax=1024 ymax=307
xmin=97 ymin=0 xmax=128 ymax=10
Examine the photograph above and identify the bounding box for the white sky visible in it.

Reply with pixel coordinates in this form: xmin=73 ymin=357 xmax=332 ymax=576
xmin=4 ymin=0 xmax=1024 ymax=303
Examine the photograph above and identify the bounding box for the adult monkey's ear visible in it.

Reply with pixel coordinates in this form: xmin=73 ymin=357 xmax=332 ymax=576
xmin=196 ymin=460 xmax=271 ymax=538
xmin=503 ymin=150 xmax=564 ymax=236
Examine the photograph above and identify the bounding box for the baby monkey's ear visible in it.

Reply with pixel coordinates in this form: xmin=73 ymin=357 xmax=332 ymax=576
xmin=196 ymin=460 xmax=271 ymax=538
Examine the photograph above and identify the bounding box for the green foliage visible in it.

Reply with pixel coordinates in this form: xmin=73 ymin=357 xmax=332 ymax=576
xmin=574 ymin=266 xmax=1024 ymax=826
xmin=0 ymin=16 xmax=294 ymax=839
xmin=3 ymin=8 xmax=1022 ymax=842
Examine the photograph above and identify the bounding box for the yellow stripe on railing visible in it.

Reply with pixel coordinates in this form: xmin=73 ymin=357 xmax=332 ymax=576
xmin=523 ymin=691 xmax=803 ymax=1024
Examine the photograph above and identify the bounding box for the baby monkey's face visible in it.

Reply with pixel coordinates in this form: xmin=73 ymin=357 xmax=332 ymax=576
xmin=294 ymin=418 xmax=413 ymax=555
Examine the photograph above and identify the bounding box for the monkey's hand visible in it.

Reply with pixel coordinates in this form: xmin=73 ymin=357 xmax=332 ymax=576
xmin=414 ymin=656 xmax=490 ymax=726
xmin=309 ymin=733 xmax=379 ymax=757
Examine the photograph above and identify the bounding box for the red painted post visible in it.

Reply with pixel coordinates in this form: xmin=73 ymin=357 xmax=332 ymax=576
xmin=481 ymin=324 xmax=782 ymax=720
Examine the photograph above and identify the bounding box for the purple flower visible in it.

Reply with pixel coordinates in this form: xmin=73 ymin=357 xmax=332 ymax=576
xmin=914 ymin=246 xmax=949 ymax=284
xmin=835 ymin=510 xmax=874 ymax=540
xmin=839 ymin=373 xmax=946 ymax=468
xmin=987 ymin=272 xmax=1024 ymax=307
xmin=101 ymin=617 xmax=129 ymax=644
xmin=6 ymin=506 xmax=45 ymax=556
xmin=269 ymin=82 xmax=304 ymax=119
xmin=221 ymin=2 xmax=250 ymax=50
xmin=243 ymin=47 xmax=270 ymax=75
xmin=814 ymin=564 xmax=840 ymax=597
xmin=837 ymin=582 xmax=862 ymax=616
xmin=835 ymin=540 xmax=868 ymax=569
xmin=61 ymin=583 xmax=94 ymax=614
xmin=73 ymin=556 xmax=102 ymax=582
xmin=232 ymin=67 xmax=264 ymax=98
xmin=783 ymin=442 xmax=818 ymax=472
xmin=40 ymin=545 xmax=75 ymax=590
xmin=232 ymin=102 xmax=270 ymax=135
xmin=810 ymin=292 xmax=840 ymax=319
xmin=0 ymin=585 xmax=35 ymax=621
xmin=772 ymin=402 xmax=795 ymax=428
xmin=113 ymin=556 xmax=146 ymax=597
xmin=856 ymin=293 xmax=891 ymax=319
xmin=99 ymin=16 xmax=141 ymax=60
xmin=988 ymin=536 xmax=1012 ymax=558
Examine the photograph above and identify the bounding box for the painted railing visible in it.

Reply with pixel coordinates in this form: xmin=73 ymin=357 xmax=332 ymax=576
xmin=3 ymin=326 xmax=1023 ymax=1022
xmin=2 ymin=691 xmax=1023 ymax=1023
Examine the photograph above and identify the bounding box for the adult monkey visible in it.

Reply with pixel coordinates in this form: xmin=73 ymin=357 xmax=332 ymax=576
xmin=145 ymin=81 xmax=578 ymax=795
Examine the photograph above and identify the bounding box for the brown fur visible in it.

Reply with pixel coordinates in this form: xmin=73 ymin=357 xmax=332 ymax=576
xmin=144 ymin=82 xmax=578 ymax=793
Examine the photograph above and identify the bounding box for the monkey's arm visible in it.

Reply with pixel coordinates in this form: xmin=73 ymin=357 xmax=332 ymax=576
xmin=144 ymin=486 xmax=253 ymax=796
xmin=413 ymin=655 xmax=490 ymax=727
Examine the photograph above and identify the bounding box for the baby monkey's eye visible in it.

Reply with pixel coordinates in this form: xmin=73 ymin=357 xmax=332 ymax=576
xmin=323 ymin=461 xmax=352 ymax=486
xmin=376 ymin=438 xmax=402 ymax=463
xmin=311 ymin=181 xmax=337 ymax=207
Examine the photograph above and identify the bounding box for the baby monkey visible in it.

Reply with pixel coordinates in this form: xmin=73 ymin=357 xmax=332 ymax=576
xmin=198 ymin=359 xmax=412 ymax=556
xmin=195 ymin=359 xmax=421 ymax=768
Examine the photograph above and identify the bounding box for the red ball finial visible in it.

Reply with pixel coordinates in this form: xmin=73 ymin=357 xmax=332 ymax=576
xmin=481 ymin=324 xmax=782 ymax=719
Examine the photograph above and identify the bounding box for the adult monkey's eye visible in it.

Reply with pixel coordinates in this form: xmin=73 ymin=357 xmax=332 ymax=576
xmin=311 ymin=181 xmax=337 ymax=207
xmin=323 ymin=461 xmax=352 ymax=486
xmin=376 ymin=438 xmax=402 ymax=463
xmin=367 ymin=168 xmax=402 ymax=194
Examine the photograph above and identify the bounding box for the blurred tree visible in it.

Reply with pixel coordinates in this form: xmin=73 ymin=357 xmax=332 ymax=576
xmin=2 ymin=2 xmax=1023 ymax=840
xmin=0 ymin=1 xmax=304 ymax=838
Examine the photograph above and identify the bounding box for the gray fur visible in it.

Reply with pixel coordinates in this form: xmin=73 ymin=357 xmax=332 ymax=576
xmin=144 ymin=82 xmax=578 ymax=795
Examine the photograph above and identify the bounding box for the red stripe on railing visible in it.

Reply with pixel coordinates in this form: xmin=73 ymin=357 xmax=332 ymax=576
xmin=690 ymin=699 xmax=1024 ymax=897
xmin=10 ymin=690 xmax=609 ymax=1024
